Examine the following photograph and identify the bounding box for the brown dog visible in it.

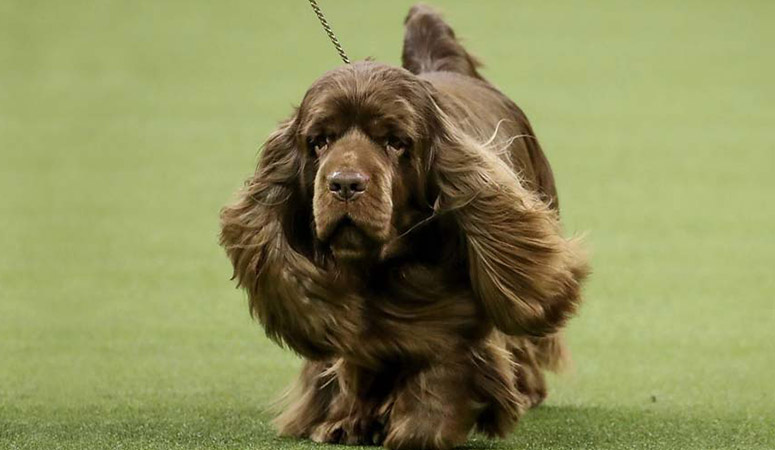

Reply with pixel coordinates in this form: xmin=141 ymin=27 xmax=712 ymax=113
xmin=220 ymin=5 xmax=588 ymax=449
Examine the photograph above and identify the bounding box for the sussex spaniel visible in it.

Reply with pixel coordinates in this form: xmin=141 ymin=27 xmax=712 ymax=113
xmin=220 ymin=4 xmax=588 ymax=450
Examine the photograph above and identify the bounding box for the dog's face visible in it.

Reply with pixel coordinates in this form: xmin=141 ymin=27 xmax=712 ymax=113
xmin=294 ymin=63 xmax=438 ymax=262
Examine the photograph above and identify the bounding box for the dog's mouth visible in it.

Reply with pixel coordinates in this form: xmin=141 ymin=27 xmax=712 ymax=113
xmin=326 ymin=218 xmax=380 ymax=261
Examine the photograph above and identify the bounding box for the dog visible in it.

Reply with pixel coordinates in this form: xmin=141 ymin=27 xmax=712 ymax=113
xmin=220 ymin=4 xmax=588 ymax=449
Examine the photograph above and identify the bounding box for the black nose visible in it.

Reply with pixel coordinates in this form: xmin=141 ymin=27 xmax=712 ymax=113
xmin=327 ymin=171 xmax=369 ymax=201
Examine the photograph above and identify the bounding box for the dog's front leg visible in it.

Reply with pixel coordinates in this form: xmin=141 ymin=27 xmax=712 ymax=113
xmin=274 ymin=359 xmax=339 ymax=439
xmin=308 ymin=361 xmax=385 ymax=445
xmin=383 ymin=360 xmax=477 ymax=450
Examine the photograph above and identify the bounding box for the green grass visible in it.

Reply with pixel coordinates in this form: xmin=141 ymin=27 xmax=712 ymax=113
xmin=1 ymin=1 xmax=773 ymax=449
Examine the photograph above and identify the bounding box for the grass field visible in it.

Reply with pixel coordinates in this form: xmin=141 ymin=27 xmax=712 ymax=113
xmin=1 ymin=1 xmax=773 ymax=449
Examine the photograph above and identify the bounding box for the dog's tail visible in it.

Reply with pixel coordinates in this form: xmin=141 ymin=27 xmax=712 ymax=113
xmin=402 ymin=3 xmax=484 ymax=80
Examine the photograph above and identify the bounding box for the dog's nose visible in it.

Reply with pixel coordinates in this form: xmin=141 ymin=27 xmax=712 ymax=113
xmin=327 ymin=171 xmax=369 ymax=201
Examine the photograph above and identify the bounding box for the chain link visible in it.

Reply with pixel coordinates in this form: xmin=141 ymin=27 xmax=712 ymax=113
xmin=307 ymin=0 xmax=350 ymax=64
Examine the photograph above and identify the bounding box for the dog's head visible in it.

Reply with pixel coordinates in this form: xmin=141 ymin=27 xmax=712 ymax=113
xmin=274 ymin=62 xmax=441 ymax=263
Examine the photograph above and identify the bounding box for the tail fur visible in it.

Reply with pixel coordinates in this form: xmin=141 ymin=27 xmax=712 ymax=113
xmin=402 ymin=4 xmax=484 ymax=79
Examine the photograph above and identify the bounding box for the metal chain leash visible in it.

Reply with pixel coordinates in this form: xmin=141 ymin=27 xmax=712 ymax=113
xmin=307 ymin=0 xmax=350 ymax=64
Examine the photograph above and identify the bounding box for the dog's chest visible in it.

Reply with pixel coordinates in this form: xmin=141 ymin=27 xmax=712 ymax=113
xmin=354 ymin=266 xmax=486 ymax=361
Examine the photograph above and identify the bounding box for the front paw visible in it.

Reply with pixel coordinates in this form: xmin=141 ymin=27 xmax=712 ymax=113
xmin=310 ymin=418 xmax=384 ymax=446
xmin=310 ymin=420 xmax=346 ymax=444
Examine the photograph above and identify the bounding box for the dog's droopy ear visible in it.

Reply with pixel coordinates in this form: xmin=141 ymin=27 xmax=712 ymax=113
xmin=431 ymin=122 xmax=589 ymax=337
xmin=219 ymin=115 xmax=361 ymax=359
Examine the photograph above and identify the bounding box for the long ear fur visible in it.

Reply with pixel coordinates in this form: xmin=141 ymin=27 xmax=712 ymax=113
xmin=219 ymin=117 xmax=361 ymax=359
xmin=432 ymin=119 xmax=589 ymax=337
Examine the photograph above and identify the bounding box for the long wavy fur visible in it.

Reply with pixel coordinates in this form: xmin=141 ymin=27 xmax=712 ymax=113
xmin=219 ymin=118 xmax=363 ymax=359
xmin=431 ymin=116 xmax=589 ymax=337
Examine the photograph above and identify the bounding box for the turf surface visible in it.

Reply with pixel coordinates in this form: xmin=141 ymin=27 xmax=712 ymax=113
xmin=1 ymin=1 xmax=773 ymax=449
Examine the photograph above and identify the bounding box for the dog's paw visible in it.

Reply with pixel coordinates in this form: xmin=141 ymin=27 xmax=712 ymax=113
xmin=310 ymin=421 xmax=345 ymax=444
xmin=310 ymin=417 xmax=383 ymax=445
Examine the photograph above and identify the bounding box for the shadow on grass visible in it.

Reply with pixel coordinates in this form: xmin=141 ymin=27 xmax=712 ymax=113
xmin=1 ymin=404 xmax=772 ymax=449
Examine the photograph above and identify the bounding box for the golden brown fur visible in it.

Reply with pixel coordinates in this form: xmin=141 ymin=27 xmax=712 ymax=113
xmin=219 ymin=4 xmax=588 ymax=449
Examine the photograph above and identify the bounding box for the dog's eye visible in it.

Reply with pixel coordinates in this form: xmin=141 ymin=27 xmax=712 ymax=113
xmin=308 ymin=135 xmax=332 ymax=154
xmin=386 ymin=135 xmax=410 ymax=153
